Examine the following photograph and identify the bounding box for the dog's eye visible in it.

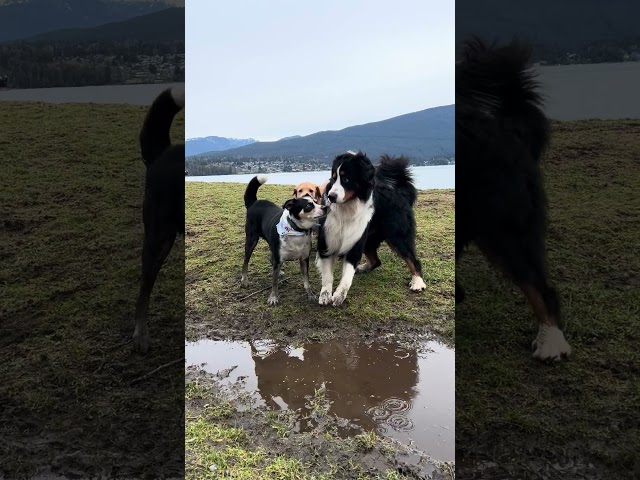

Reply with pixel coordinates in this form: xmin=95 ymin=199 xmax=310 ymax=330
xmin=343 ymin=177 xmax=349 ymax=184
xmin=304 ymin=204 xmax=313 ymax=212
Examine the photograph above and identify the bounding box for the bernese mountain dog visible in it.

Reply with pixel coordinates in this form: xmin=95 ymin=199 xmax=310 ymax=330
xmin=456 ymin=37 xmax=572 ymax=361
xmin=316 ymin=151 xmax=426 ymax=307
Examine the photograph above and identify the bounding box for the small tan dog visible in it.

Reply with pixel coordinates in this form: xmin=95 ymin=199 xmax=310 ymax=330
xmin=293 ymin=182 xmax=322 ymax=202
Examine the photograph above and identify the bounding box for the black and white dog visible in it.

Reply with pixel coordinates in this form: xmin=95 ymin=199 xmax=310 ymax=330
xmin=456 ymin=38 xmax=571 ymax=361
xmin=133 ymin=86 xmax=184 ymax=353
xmin=242 ymin=176 xmax=325 ymax=305
xmin=316 ymin=151 xmax=426 ymax=307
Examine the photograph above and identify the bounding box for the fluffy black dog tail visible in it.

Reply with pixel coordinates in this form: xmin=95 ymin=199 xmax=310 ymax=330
xmin=139 ymin=85 xmax=184 ymax=166
xmin=244 ymin=175 xmax=268 ymax=208
xmin=457 ymin=37 xmax=549 ymax=160
xmin=376 ymin=155 xmax=417 ymax=205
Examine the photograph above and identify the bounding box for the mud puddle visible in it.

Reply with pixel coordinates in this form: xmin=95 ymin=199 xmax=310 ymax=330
xmin=186 ymin=338 xmax=454 ymax=461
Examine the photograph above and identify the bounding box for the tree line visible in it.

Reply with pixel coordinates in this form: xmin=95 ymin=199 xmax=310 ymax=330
xmin=534 ymin=39 xmax=640 ymax=65
xmin=0 ymin=41 xmax=184 ymax=88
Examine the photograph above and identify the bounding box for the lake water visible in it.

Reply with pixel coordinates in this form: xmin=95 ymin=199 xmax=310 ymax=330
xmin=0 ymin=83 xmax=181 ymax=106
xmin=185 ymin=164 xmax=455 ymax=190
xmin=537 ymin=62 xmax=640 ymax=120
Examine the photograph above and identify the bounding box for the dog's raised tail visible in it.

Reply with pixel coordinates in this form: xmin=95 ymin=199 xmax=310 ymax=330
xmin=376 ymin=155 xmax=417 ymax=205
xmin=457 ymin=37 xmax=549 ymax=159
xmin=140 ymin=85 xmax=184 ymax=166
xmin=244 ymin=175 xmax=268 ymax=208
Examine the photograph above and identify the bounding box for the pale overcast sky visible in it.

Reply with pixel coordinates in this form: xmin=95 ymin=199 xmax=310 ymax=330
xmin=186 ymin=0 xmax=454 ymax=141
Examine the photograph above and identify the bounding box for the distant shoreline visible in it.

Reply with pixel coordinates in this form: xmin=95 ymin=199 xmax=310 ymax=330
xmin=185 ymin=165 xmax=456 ymax=191
xmin=0 ymin=82 xmax=182 ymax=106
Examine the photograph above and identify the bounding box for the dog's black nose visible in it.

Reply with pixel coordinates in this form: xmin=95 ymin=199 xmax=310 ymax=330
xmin=328 ymin=194 xmax=337 ymax=203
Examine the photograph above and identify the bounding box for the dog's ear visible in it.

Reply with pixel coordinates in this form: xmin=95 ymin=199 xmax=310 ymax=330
xmin=315 ymin=186 xmax=322 ymax=200
xmin=292 ymin=188 xmax=297 ymax=198
xmin=283 ymin=198 xmax=296 ymax=210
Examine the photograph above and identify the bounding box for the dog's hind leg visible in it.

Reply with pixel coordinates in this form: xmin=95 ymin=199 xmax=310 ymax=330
xmin=300 ymin=257 xmax=315 ymax=302
xmin=479 ymin=236 xmax=571 ymax=362
xmin=133 ymin=230 xmax=177 ymax=353
xmin=241 ymin=235 xmax=259 ymax=287
xmin=356 ymin=233 xmax=383 ymax=274
xmin=267 ymin=261 xmax=282 ymax=306
xmin=387 ymin=238 xmax=426 ymax=292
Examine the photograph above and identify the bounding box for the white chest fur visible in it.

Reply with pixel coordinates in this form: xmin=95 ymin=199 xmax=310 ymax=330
xmin=323 ymin=196 xmax=374 ymax=256
xmin=279 ymin=234 xmax=312 ymax=261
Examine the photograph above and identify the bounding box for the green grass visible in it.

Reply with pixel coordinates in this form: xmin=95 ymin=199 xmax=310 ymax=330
xmin=456 ymin=120 xmax=640 ymax=478
xmin=0 ymin=101 xmax=185 ymax=478
xmin=185 ymin=182 xmax=455 ymax=345
xmin=184 ymin=372 xmax=443 ymax=480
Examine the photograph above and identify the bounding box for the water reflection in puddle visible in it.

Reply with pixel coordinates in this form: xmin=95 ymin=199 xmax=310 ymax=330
xmin=186 ymin=339 xmax=454 ymax=461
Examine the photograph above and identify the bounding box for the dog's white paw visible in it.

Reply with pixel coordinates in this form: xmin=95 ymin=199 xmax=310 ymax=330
xmin=409 ymin=275 xmax=426 ymax=292
xmin=267 ymin=294 xmax=279 ymax=306
xmin=532 ymin=325 xmax=572 ymax=362
xmin=331 ymin=289 xmax=348 ymax=307
xmin=132 ymin=327 xmax=149 ymax=354
xmin=319 ymin=289 xmax=333 ymax=306
xmin=240 ymin=275 xmax=248 ymax=288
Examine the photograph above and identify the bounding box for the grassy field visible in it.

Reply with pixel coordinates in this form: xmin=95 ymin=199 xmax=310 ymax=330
xmin=0 ymin=101 xmax=185 ymax=478
xmin=185 ymin=181 xmax=455 ymax=478
xmin=185 ymin=183 xmax=455 ymax=346
xmin=456 ymin=120 xmax=640 ymax=479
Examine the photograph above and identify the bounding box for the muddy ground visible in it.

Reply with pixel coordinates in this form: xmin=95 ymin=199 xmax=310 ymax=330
xmin=0 ymin=102 xmax=185 ymax=479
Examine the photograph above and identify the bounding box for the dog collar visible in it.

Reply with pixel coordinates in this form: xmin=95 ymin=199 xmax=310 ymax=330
xmin=276 ymin=210 xmax=310 ymax=236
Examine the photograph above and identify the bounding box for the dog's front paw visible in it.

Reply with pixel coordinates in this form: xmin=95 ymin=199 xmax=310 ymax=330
xmin=532 ymin=325 xmax=572 ymax=362
xmin=267 ymin=294 xmax=279 ymax=306
xmin=132 ymin=327 xmax=149 ymax=354
xmin=306 ymin=289 xmax=317 ymax=303
xmin=240 ymin=275 xmax=248 ymax=288
xmin=331 ymin=289 xmax=348 ymax=307
xmin=409 ymin=275 xmax=426 ymax=292
xmin=318 ymin=289 xmax=333 ymax=306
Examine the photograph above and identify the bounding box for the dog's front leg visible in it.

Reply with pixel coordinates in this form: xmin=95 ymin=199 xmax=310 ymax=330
xmin=267 ymin=262 xmax=282 ymax=306
xmin=331 ymin=261 xmax=356 ymax=307
xmin=316 ymin=254 xmax=335 ymax=305
xmin=331 ymin=239 xmax=365 ymax=307
xmin=300 ymin=257 xmax=315 ymax=302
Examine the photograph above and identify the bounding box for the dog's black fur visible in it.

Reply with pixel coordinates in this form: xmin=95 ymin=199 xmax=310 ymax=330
xmin=132 ymin=87 xmax=184 ymax=353
xmin=360 ymin=154 xmax=422 ymax=279
xmin=242 ymin=176 xmax=324 ymax=305
xmin=456 ymin=38 xmax=563 ymax=331
xmin=316 ymin=152 xmax=425 ymax=306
